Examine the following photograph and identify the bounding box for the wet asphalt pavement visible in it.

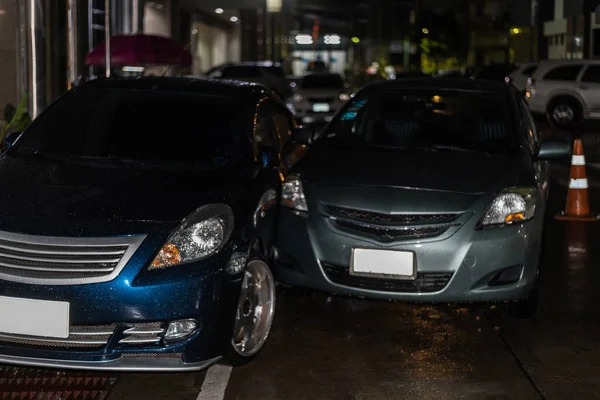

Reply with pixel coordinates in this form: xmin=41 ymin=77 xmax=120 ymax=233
xmin=3 ymin=122 xmax=600 ymax=399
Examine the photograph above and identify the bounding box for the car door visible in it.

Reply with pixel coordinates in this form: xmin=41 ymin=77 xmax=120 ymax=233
xmin=250 ymin=100 xmax=283 ymax=255
xmin=518 ymin=95 xmax=550 ymax=201
xmin=577 ymin=65 xmax=600 ymax=115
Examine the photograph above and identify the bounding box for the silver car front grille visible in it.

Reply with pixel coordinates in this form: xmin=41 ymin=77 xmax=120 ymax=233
xmin=0 ymin=325 xmax=116 ymax=348
xmin=0 ymin=230 xmax=146 ymax=285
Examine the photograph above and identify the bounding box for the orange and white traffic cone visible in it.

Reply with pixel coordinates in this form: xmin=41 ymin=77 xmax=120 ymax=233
xmin=555 ymin=139 xmax=600 ymax=222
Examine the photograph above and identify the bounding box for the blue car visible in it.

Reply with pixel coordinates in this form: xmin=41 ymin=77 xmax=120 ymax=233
xmin=0 ymin=78 xmax=305 ymax=370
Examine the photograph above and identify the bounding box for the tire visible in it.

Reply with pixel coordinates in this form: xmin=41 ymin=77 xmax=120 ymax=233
xmin=226 ymin=258 xmax=276 ymax=366
xmin=547 ymin=96 xmax=582 ymax=131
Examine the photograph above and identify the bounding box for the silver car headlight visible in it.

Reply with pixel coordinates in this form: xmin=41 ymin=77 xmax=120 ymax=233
xmin=149 ymin=204 xmax=234 ymax=269
xmin=339 ymin=93 xmax=351 ymax=101
xmin=480 ymin=187 xmax=537 ymax=227
xmin=281 ymin=174 xmax=308 ymax=212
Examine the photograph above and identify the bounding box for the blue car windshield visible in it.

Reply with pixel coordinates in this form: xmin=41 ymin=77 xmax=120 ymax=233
xmin=325 ymin=89 xmax=517 ymax=154
xmin=13 ymin=88 xmax=247 ymax=168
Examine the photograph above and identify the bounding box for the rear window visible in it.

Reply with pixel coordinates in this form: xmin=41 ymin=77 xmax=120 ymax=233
xmin=521 ymin=65 xmax=538 ymax=76
xmin=301 ymin=74 xmax=344 ymax=89
xmin=324 ymin=89 xmax=516 ymax=154
xmin=543 ymin=65 xmax=583 ymax=81
xmin=14 ymin=88 xmax=247 ymax=167
xmin=219 ymin=66 xmax=262 ymax=78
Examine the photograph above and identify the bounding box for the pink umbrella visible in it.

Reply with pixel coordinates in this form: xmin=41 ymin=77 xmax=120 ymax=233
xmin=85 ymin=34 xmax=192 ymax=67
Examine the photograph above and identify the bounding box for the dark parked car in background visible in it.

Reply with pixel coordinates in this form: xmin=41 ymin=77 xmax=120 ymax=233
xmin=0 ymin=78 xmax=305 ymax=370
xmin=275 ymin=78 xmax=570 ymax=317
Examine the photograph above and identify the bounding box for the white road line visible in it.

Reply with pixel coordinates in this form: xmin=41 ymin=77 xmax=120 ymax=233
xmin=196 ymin=363 xmax=233 ymax=400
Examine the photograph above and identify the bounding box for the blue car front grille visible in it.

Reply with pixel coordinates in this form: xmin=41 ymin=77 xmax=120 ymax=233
xmin=0 ymin=230 xmax=146 ymax=285
xmin=0 ymin=325 xmax=115 ymax=348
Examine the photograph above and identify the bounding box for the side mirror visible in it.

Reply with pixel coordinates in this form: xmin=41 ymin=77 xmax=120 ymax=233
xmin=2 ymin=131 xmax=22 ymax=151
xmin=537 ymin=140 xmax=571 ymax=160
xmin=293 ymin=126 xmax=315 ymax=145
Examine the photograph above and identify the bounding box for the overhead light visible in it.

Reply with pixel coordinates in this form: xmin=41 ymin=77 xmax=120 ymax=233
xmin=230 ymin=16 xmax=239 ymax=22
xmin=215 ymin=8 xmax=224 ymax=14
xmin=191 ymin=28 xmax=198 ymax=35
xmin=324 ymin=34 xmax=341 ymax=45
xmin=122 ymin=66 xmax=145 ymax=73
xmin=511 ymin=28 xmax=520 ymax=35
xmin=351 ymin=36 xmax=360 ymax=44
xmin=0 ymin=9 xmax=6 ymax=15
xmin=422 ymin=28 xmax=429 ymax=34
xmin=295 ymin=34 xmax=313 ymax=45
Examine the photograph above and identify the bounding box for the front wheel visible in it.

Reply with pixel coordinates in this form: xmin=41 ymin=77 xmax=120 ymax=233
xmin=547 ymin=97 xmax=582 ymax=130
xmin=226 ymin=258 xmax=276 ymax=366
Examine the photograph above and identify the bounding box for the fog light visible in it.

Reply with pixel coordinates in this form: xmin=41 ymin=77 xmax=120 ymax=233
xmin=226 ymin=252 xmax=247 ymax=275
xmin=488 ymin=265 xmax=523 ymax=286
xmin=164 ymin=319 xmax=198 ymax=342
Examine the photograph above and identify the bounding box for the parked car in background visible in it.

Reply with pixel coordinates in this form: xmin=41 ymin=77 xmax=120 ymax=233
xmin=472 ymin=63 xmax=518 ymax=82
xmin=275 ymin=78 xmax=570 ymax=318
xmin=0 ymin=77 xmax=306 ymax=371
xmin=508 ymin=63 xmax=538 ymax=92
xmin=526 ymin=60 xmax=600 ymax=129
xmin=206 ymin=62 xmax=292 ymax=99
xmin=288 ymin=73 xmax=352 ymax=125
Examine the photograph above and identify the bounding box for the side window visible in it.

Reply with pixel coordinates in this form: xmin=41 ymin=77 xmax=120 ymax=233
xmin=253 ymin=102 xmax=276 ymax=151
xmin=581 ymin=66 xmax=600 ymax=83
xmin=542 ymin=65 xmax=583 ymax=81
xmin=271 ymin=105 xmax=293 ymax=149
xmin=220 ymin=66 xmax=262 ymax=78
xmin=518 ymin=97 xmax=539 ymax=154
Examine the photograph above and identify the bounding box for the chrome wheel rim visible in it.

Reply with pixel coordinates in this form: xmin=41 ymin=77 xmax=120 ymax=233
xmin=553 ymin=104 xmax=574 ymax=124
xmin=231 ymin=259 xmax=275 ymax=357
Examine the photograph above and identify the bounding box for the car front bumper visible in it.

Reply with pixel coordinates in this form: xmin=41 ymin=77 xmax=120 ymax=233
xmin=275 ymin=208 xmax=543 ymax=302
xmin=0 ymin=241 xmax=242 ymax=371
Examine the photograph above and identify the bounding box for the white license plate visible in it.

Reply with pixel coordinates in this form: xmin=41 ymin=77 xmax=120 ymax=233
xmin=350 ymin=249 xmax=416 ymax=280
xmin=312 ymin=103 xmax=330 ymax=112
xmin=0 ymin=296 xmax=69 ymax=338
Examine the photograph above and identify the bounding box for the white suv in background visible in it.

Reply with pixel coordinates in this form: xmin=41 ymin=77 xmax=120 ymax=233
xmin=508 ymin=63 xmax=538 ymax=92
xmin=526 ymin=60 xmax=600 ymax=129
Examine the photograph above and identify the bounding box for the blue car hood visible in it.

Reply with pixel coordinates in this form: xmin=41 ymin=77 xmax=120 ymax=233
xmin=0 ymin=154 xmax=249 ymax=229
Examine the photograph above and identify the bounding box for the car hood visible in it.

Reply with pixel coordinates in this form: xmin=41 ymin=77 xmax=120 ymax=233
xmin=298 ymin=144 xmax=526 ymax=213
xmin=0 ymin=154 xmax=249 ymax=225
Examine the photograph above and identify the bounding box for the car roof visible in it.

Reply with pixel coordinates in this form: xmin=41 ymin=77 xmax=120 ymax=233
xmin=76 ymin=77 xmax=273 ymax=100
xmin=364 ymin=78 xmax=510 ymax=94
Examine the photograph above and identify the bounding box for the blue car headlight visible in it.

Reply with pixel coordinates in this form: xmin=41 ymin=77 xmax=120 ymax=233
xmin=149 ymin=204 xmax=234 ymax=270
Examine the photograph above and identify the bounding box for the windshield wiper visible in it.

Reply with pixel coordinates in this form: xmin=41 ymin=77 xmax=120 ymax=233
xmin=424 ymin=144 xmax=492 ymax=157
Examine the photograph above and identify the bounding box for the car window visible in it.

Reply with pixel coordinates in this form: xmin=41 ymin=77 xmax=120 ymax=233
xmin=301 ymin=74 xmax=344 ymax=89
xmin=543 ymin=65 xmax=583 ymax=81
xmin=518 ymin=96 xmax=539 ymax=154
xmin=220 ymin=66 xmax=262 ymax=78
xmin=581 ymin=66 xmax=600 ymax=83
xmin=14 ymin=88 xmax=247 ymax=168
xmin=324 ymin=89 xmax=517 ymax=154
xmin=521 ymin=65 xmax=538 ymax=76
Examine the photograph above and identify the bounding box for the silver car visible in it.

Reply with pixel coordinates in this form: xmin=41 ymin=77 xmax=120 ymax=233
xmin=275 ymin=78 xmax=570 ymax=317
xmin=288 ymin=73 xmax=352 ymax=125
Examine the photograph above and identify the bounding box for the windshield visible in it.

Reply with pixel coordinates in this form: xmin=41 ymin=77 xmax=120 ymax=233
xmin=13 ymin=88 xmax=247 ymax=168
xmin=323 ymin=89 xmax=517 ymax=153
xmin=301 ymin=74 xmax=344 ymax=89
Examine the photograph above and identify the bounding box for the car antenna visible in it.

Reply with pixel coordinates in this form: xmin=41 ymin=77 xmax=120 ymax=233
xmin=160 ymin=43 xmax=192 ymax=79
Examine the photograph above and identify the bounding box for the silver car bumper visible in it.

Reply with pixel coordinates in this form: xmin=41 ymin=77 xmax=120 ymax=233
xmin=275 ymin=209 xmax=543 ymax=302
